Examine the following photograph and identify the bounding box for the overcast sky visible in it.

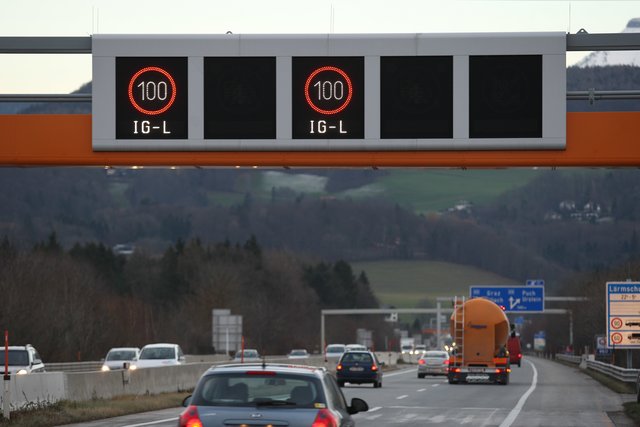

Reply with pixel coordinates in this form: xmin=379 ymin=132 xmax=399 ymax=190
xmin=2 ymin=0 xmax=640 ymax=93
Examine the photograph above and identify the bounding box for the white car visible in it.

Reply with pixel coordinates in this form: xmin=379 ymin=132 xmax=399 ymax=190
xmin=133 ymin=343 xmax=185 ymax=369
xmin=413 ymin=344 xmax=427 ymax=355
xmin=287 ymin=349 xmax=310 ymax=359
xmin=0 ymin=345 xmax=45 ymax=375
xmin=101 ymin=347 xmax=140 ymax=371
xmin=324 ymin=343 xmax=346 ymax=369
xmin=345 ymin=344 xmax=367 ymax=352
xmin=233 ymin=349 xmax=262 ymax=362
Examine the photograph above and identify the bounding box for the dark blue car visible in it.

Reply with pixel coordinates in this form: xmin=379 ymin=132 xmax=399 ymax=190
xmin=336 ymin=350 xmax=383 ymax=388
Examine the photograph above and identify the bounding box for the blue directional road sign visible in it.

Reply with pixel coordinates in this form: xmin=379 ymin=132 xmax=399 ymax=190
xmin=469 ymin=285 xmax=545 ymax=312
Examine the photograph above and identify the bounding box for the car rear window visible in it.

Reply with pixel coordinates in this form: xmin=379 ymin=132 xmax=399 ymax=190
xmin=192 ymin=373 xmax=325 ymax=408
xmin=425 ymin=351 xmax=448 ymax=358
xmin=340 ymin=352 xmax=373 ymax=363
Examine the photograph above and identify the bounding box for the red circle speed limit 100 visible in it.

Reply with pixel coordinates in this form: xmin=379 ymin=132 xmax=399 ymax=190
xmin=127 ymin=66 xmax=177 ymax=116
xmin=292 ymin=56 xmax=364 ymax=139
xmin=115 ymin=57 xmax=188 ymax=139
xmin=304 ymin=66 xmax=353 ymax=115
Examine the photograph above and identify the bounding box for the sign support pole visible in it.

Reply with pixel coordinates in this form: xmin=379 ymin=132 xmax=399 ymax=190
xmin=3 ymin=330 xmax=10 ymax=420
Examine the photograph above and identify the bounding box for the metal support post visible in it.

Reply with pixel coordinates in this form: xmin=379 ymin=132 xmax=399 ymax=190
xmin=436 ymin=302 xmax=442 ymax=350
xmin=569 ymin=310 xmax=574 ymax=348
xmin=320 ymin=312 xmax=325 ymax=360
xmin=3 ymin=330 xmax=9 ymax=420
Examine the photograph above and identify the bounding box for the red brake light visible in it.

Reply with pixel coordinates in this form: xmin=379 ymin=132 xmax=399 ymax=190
xmin=246 ymin=371 xmax=276 ymax=376
xmin=418 ymin=359 xmax=425 ymax=365
xmin=179 ymin=405 xmax=203 ymax=427
xmin=371 ymin=364 xmax=378 ymax=371
xmin=313 ymin=408 xmax=339 ymax=427
xmin=444 ymin=359 xmax=450 ymax=365
xmin=518 ymin=353 xmax=522 ymax=358
xmin=336 ymin=364 xmax=343 ymax=371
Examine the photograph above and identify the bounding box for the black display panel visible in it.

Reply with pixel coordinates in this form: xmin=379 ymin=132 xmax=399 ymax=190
xmin=204 ymin=57 xmax=276 ymax=139
xmin=116 ymin=57 xmax=188 ymax=139
xmin=469 ymin=55 xmax=542 ymax=138
xmin=380 ymin=56 xmax=453 ymax=139
xmin=292 ymin=57 xmax=364 ymax=139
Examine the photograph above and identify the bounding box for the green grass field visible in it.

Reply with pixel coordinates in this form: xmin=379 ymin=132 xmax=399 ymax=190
xmin=372 ymin=169 xmax=542 ymax=213
xmin=351 ymin=259 xmax=518 ymax=308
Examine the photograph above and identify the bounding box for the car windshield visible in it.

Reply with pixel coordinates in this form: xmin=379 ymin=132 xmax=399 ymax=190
xmin=0 ymin=350 xmax=29 ymax=366
xmin=290 ymin=350 xmax=307 ymax=356
xmin=139 ymin=347 xmax=175 ymax=360
xmin=106 ymin=350 xmax=137 ymax=361
xmin=326 ymin=346 xmax=345 ymax=354
xmin=192 ymin=373 xmax=324 ymax=408
xmin=340 ymin=352 xmax=373 ymax=363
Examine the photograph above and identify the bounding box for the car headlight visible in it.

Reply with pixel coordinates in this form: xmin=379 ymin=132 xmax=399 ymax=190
xmin=101 ymin=365 xmax=110 ymax=372
xmin=129 ymin=364 xmax=137 ymax=371
xmin=16 ymin=369 xmax=28 ymax=375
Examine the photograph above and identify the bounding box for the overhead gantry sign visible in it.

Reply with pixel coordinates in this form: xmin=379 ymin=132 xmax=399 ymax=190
xmin=92 ymin=33 xmax=566 ymax=152
xmin=2 ymin=32 xmax=640 ymax=167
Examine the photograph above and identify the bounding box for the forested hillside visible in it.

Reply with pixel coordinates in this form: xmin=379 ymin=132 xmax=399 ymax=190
xmin=0 ymin=235 xmax=386 ymax=361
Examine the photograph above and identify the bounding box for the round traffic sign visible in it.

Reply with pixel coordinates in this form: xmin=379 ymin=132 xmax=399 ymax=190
xmin=304 ymin=66 xmax=353 ymax=115
xmin=127 ymin=66 xmax=177 ymax=116
xmin=611 ymin=332 xmax=623 ymax=344
xmin=611 ymin=317 xmax=623 ymax=330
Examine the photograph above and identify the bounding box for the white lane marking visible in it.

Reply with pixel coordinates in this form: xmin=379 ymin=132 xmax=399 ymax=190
xmin=431 ymin=383 xmax=440 ymax=387
xmin=368 ymin=406 xmax=382 ymax=412
xmin=123 ymin=417 xmax=179 ymax=427
xmin=499 ymin=359 xmax=538 ymax=427
xmin=417 ymin=388 xmax=426 ymax=392
xmin=383 ymin=368 xmax=417 ymax=378
xmin=397 ymin=394 xmax=409 ymax=400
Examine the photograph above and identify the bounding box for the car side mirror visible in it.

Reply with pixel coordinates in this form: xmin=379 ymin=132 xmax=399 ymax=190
xmin=182 ymin=395 xmax=192 ymax=407
xmin=347 ymin=397 xmax=369 ymax=415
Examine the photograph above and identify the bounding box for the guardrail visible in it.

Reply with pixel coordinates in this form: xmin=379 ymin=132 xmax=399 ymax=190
xmin=586 ymin=359 xmax=639 ymax=383
xmin=555 ymin=353 xmax=639 ymax=384
xmin=45 ymin=361 xmax=103 ymax=373
xmin=555 ymin=354 xmax=582 ymax=364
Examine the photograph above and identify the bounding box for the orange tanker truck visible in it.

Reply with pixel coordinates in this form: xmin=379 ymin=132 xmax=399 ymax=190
xmin=447 ymin=297 xmax=511 ymax=385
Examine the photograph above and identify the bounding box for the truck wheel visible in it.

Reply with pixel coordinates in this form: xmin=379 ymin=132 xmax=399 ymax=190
xmin=418 ymin=373 xmax=425 ymax=379
xmin=518 ymin=360 xmax=521 ymax=368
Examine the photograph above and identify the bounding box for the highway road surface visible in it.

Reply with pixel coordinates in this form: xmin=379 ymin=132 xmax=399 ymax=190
xmin=60 ymin=356 xmax=636 ymax=427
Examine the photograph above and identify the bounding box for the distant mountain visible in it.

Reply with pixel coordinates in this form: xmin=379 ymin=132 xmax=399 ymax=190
xmin=577 ymin=18 xmax=640 ymax=67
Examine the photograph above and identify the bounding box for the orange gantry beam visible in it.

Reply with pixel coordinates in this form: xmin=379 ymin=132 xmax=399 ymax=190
xmin=0 ymin=112 xmax=638 ymax=167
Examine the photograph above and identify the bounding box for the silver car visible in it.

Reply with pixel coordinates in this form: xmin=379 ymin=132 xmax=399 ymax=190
xmin=179 ymin=363 xmax=369 ymax=426
xmin=417 ymin=350 xmax=450 ymax=378
xmin=101 ymin=347 xmax=140 ymax=371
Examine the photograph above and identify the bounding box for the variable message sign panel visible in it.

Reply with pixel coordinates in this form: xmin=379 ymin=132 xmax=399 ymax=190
xmin=92 ymin=33 xmax=565 ymax=151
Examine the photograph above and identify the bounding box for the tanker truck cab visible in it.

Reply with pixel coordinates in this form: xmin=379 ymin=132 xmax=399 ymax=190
xmin=447 ymin=297 xmax=511 ymax=385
